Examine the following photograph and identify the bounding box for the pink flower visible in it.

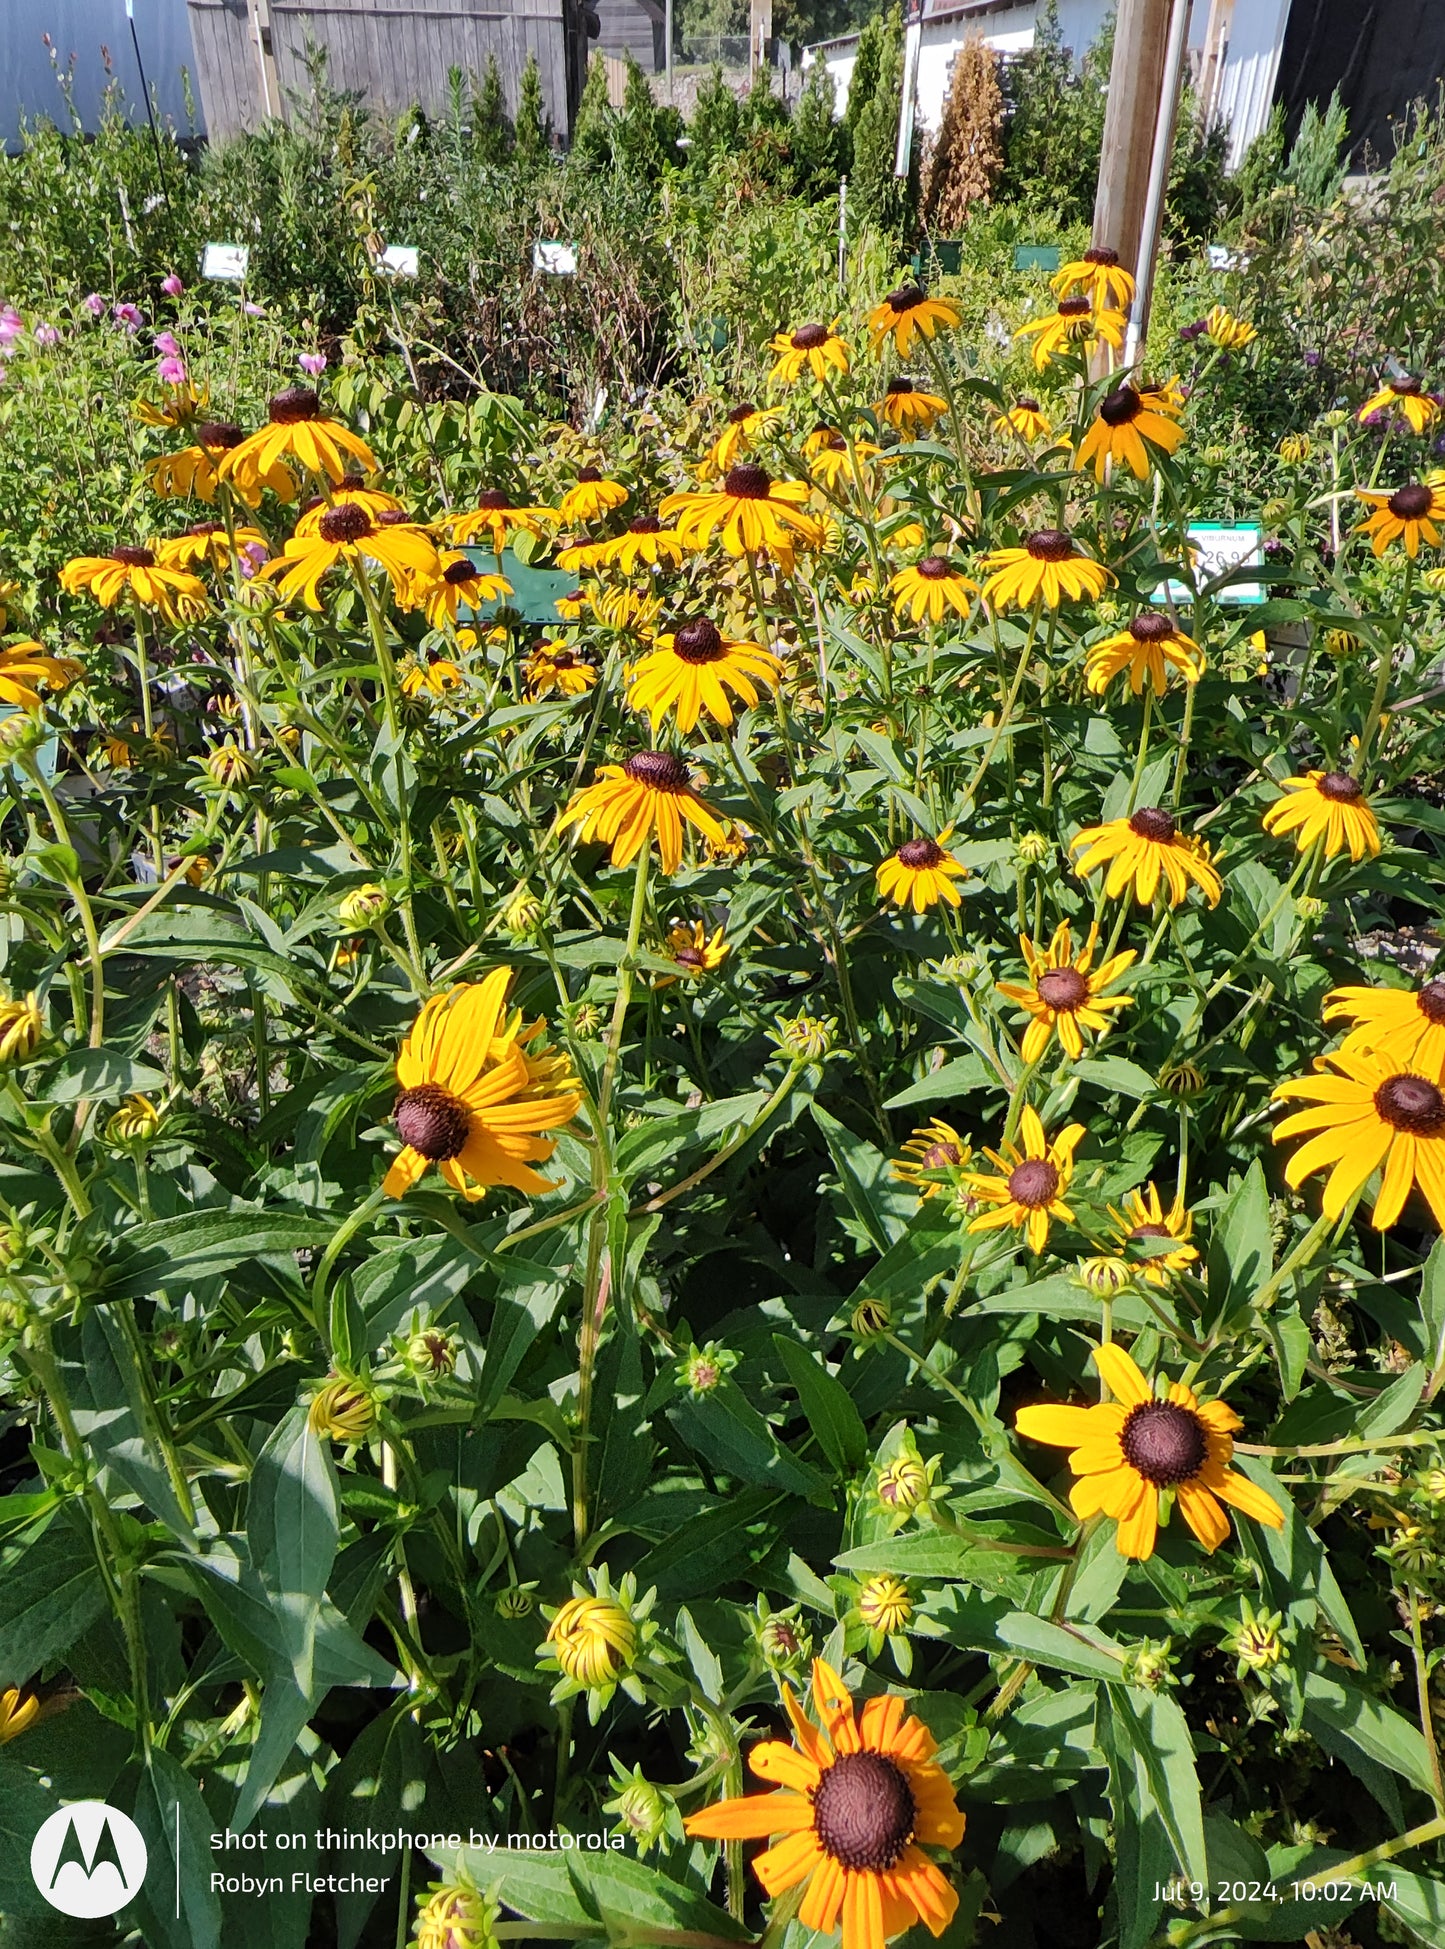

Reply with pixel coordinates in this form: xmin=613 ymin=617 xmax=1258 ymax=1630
xmin=161 ymin=274 xmax=185 ymax=298
xmin=243 ymin=302 xmax=266 ymax=317
xmin=113 ymin=302 xmax=144 ymax=332
xmin=298 ymin=351 xmax=327 ymax=377
xmin=157 ymin=355 xmax=188 ymax=386
xmin=0 ymin=306 xmax=22 ymax=347
xmin=153 ymin=330 xmax=181 ymax=357
xmin=33 ymin=323 xmax=60 ymax=347
xmin=82 ymin=292 xmax=106 ymax=317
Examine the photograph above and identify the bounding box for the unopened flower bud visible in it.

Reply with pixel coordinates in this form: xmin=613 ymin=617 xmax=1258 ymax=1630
xmin=107 ymin=1093 xmax=163 ymax=1146
xmin=308 ymin=1373 xmax=380 ymax=1443
xmin=1015 ymin=831 xmax=1051 ymax=865
xmin=412 ymin=1882 xmax=499 ymax=1949
xmin=677 ymin=1341 xmax=736 ymax=1397
xmin=338 ymin=883 xmax=391 ymax=928
xmin=0 ymin=994 xmax=42 ymax=1064
xmin=1077 ymin=1254 xmax=1132 ymax=1296
xmin=772 ymin=1013 xmax=836 ymax=1062
xmin=850 ymin=1297 xmax=892 ymax=1340
xmin=405 ymin=1328 xmax=457 ymax=1379
xmin=857 ymin=1573 xmax=913 ymax=1636
xmin=204 ymin=741 xmax=257 ymax=788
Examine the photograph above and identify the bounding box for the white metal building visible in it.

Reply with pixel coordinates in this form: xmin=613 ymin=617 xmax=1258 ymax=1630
xmin=805 ymin=0 xmax=1293 ymax=172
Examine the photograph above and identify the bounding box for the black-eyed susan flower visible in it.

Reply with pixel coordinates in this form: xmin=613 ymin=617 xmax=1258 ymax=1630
xmin=1273 ymin=1048 xmax=1445 ymax=1229
xmin=627 ymin=617 xmax=782 ymax=732
xmin=1015 ymin=1342 xmax=1284 ymax=1558
xmin=661 ymin=464 xmax=824 ymax=560
xmin=1014 ymin=295 xmax=1125 ymax=371
xmin=658 ymin=920 xmax=728 ymax=985
xmin=1075 ymin=380 xmax=1184 ymax=480
xmin=1359 ymin=375 xmax=1441 ymax=435
xmin=877 ymin=376 xmax=947 ymax=433
xmin=1355 ymin=480 xmax=1445 ymax=556
xmin=523 ymin=643 xmax=597 ymax=699
xmin=684 ymin=1657 xmax=964 ymax=1949
xmin=145 ymin=419 xmax=293 ymax=505
xmin=558 ymin=466 xmax=629 ymax=525
xmin=889 ymin=555 xmax=978 ymax=625
xmin=993 ymin=398 xmax=1052 ymax=443
xmin=1071 ymin=806 xmax=1222 ymax=908
xmin=262 ymin=502 xmax=441 ymax=610
xmin=868 ymin=281 xmax=961 ymax=357
xmin=382 ymin=968 xmax=580 ymax=1201
xmin=0 ymin=641 xmax=81 ymax=711
xmin=591 ymin=585 xmax=663 ymax=632
xmin=995 ymin=920 xmax=1136 ymax=1063
xmin=769 ymin=321 xmax=850 ymax=385
xmin=293 ymin=477 xmax=403 ymax=535
xmin=219 ymin=387 xmax=376 ymax=495
xmin=590 ymin=515 xmax=686 ymax=572
xmin=1051 ymin=245 xmax=1135 ymax=312
xmin=400 ymin=656 xmax=464 ymax=699
xmin=1105 ymin=1183 xmax=1198 ymax=1284
xmin=405 ymin=551 xmax=510 ymax=628
xmin=0 ymin=1686 xmax=39 ymax=1746
xmin=560 ymin=751 xmax=727 ymax=874
xmin=1323 ymin=979 xmax=1445 ymax=1079
xmin=981 ymin=528 xmax=1112 ymax=610
xmin=157 ymin=520 xmax=267 ymax=573
xmin=1085 ymin=611 xmax=1204 ymax=695
xmin=1201 ymin=306 xmax=1256 ymax=351
xmin=702 ymin=401 xmax=783 ymax=477
xmin=809 ymin=431 xmax=883 ymax=491
xmin=876 ymin=830 xmax=969 ymax=912
xmin=892 ymin=1119 xmax=971 ymax=1199
xmin=1261 ymin=770 xmax=1381 ymax=862
xmin=450 ymin=489 xmax=555 ymax=552
xmin=964 ymin=1106 xmax=1084 ymax=1253
xmin=59 ymin=545 xmax=209 ymax=623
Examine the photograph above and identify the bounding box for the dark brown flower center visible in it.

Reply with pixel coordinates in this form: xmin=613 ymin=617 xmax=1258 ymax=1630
xmin=1036 ymin=967 xmax=1089 ymax=1011
xmin=1393 ymin=375 xmax=1422 ymax=395
xmin=1016 ymin=397 xmax=1041 ymax=413
xmin=672 ymin=619 xmax=725 ymax=664
xmin=1389 ymin=483 xmax=1433 ymax=519
xmin=576 ymin=466 xmax=602 ymax=483
xmin=395 ymin=1083 xmax=472 ymax=1161
xmin=623 ymin=750 xmax=690 ymax=790
xmin=318 ymin=502 xmax=373 ymax=544
xmin=375 ymin=509 xmax=411 ymax=525
xmin=1318 ymin=770 xmax=1363 ymax=802
xmin=1417 ymin=980 xmax=1445 ymax=1025
xmin=1084 ymin=246 xmax=1120 ymax=266
xmin=1025 ymin=529 xmax=1074 ymax=562
xmin=922 ymin=1141 xmax=962 ymax=1168
xmin=197 ymin=420 xmax=243 ymax=450
xmin=1120 ymin=1401 xmax=1207 ymax=1485
xmin=917 ymin=556 xmax=952 ymax=580
xmin=443 ymin=558 xmax=481 ymax=585
xmin=887 ymin=377 xmax=920 ymax=397
xmin=1374 ymin=1073 xmax=1445 ymax=1135
xmin=886 ymin=283 xmax=925 ymax=315
xmin=268 ymin=386 xmax=320 ymax=424
xmin=187 ymin=522 xmax=225 ymax=538
xmin=628 ymin=515 xmax=662 ymax=534
xmin=1008 ymin=1157 xmax=1060 ymax=1207
xmin=727 ymin=402 xmax=759 ymax=425
xmin=723 ymin=464 xmax=771 ymax=500
xmin=673 ymin=946 xmax=706 ymax=968
xmin=896 ymin=837 xmax=945 ymax=868
xmin=810 ymin=1751 xmax=916 ymax=1872
xmin=1128 ymin=611 xmax=1174 ymax=641
xmin=475 ymin=489 xmax=511 ymax=510
xmin=791 ymin=323 xmax=830 ymax=348
xmin=1131 ymin=1221 xmax=1172 ymax=1240
xmin=1129 ymin=806 xmax=1176 ymax=842
xmin=1058 ymin=295 xmax=1092 ymax=318
xmin=1099 ymin=385 xmax=1143 ymax=427
xmin=111 ymin=545 xmax=156 ymax=567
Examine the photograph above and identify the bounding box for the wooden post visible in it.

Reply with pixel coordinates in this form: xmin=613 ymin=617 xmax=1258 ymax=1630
xmin=247 ymin=0 xmax=283 ymax=122
xmin=1092 ymin=0 xmax=1173 ymax=272
xmin=1125 ymin=0 xmax=1193 ymax=365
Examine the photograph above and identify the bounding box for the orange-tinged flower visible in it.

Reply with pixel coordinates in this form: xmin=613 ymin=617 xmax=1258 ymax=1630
xmin=770 ymin=322 xmax=850 ymax=385
xmin=59 ymin=546 xmax=209 ymax=623
xmin=1105 ymin=1183 xmax=1198 ymax=1284
xmin=382 ymin=968 xmax=580 ymax=1202
xmin=700 ymin=402 xmax=784 ymax=478
xmin=627 ymin=618 xmax=782 ymax=731
xmin=684 ymin=1658 xmax=964 ymax=1949
xmin=1014 ymin=295 xmax=1125 ymax=371
xmin=157 ymin=521 xmax=267 ymax=572
xmin=1051 ymin=246 xmax=1135 ymax=312
xmin=1015 ymin=1342 xmax=1283 ymax=1558
xmin=993 ymin=398 xmax=1052 ymax=443
xmin=1075 ymin=381 xmax=1184 ymax=480
xmin=889 ymin=556 xmax=977 ymax=624
xmin=219 ymin=387 xmax=376 ymax=496
xmin=876 ymin=830 xmax=968 ymax=911
xmin=964 ymin=1105 xmax=1083 ymax=1253
xmin=877 ymin=377 xmax=947 ymax=433
xmin=1358 ymin=376 xmax=1440 ymax=435
xmin=1261 ymin=770 xmax=1380 ymax=862
xmin=1085 ymin=612 xmax=1204 ymax=695
xmin=145 ymin=418 xmax=294 ymax=505
xmin=981 ymin=529 xmax=1111 ymax=610
xmin=867 ymin=283 xmax=961 ymax=357
xmin=1355 ymin=480 xmax=1445 ymax=557
xmin=405 ymin=551 xmax=511 ymax=629
xmin=558 ymin=467 xmax=629 ymax=525
xmin=261 ymin=503 xmax=441 ymax=609
xmin=1322 ymin=979 xmax=1445 ymax=1080
xmin=0 ymin=641 xmax=82 ymax=710
xmin=450 ymin=490 xmax=555 ymax=553
xmin=662 ymin=465 xmax=824 ymax=561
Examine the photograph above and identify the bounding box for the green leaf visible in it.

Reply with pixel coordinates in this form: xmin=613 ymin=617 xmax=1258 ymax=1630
xmin=1072 ymin=1056 xmax=1159 ymax=1101
xmin=65 ymin=1311 xmax=194 ymax=1539
xmin=128 ymin=1747 xmax=222 ymax=1949
xmin=1205 ymin=1160 xmax=1272 ymax=1327
xmin=105 ymin=1211 xmax=334 ymax=1302
xmin=0 ymin=1514 xmax=108 ymax=1685
xmin=965 ymin=1274 xmax=1159 ymax=1332
xmin=1421 ymin=1237 xmax=1445 ymax=1372
xmin=1383 ymin=1867 xmax=1445 ymax=1940
xmin=246 ymin=1405 xmax=339 ymax=1696
xmin=1301 ymin=1667 xmax=1438 ymax=1801
xmin=812 ymin=1102 xmax=909 ymax=1251
xmin=36 ymin=1048 xmax=167 ymax=1103
xmin=669 ymin=1380 xmax=826 ymax=1495
xmin=443 ymin=1840 xmax=752 ymax=1941
xmin=772 ymin=1335 xmax=868 ymax=1473
xmin=1352 ymin=1362 xmax=1426 ymax=1438
xmin=885 ymin=1053 xmax=996 ymax=1108
xmin=993 ymin=1612 xmax=1125 ymax=1681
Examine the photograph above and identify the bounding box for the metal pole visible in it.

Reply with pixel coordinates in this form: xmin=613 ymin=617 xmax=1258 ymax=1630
xmin=125 ymin=0 xmax=172 ymax=214
xmin=1125 ymin=0 xmax=1193 ymax=368
xmin=664 ymin=0 xmax=673 ymax=103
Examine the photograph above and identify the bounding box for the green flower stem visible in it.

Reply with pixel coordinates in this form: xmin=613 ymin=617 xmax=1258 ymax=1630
xmin=312 ymin=1182 xmax=389 ymax=1341
xmin=353 ymin=559 xmax=426 ymax=985
xmin=1171 ymin=677 xmax=1198 ymax=804
xmin=961 ymin=597 xmax=1044 ymax=811
xmin=630 ymin=1059 xmax=805 ymax=1219
xmin=1407 ymin=1577 xmax=1445 ymax=1815
xmin=1169 ymin=1812 xmax=1445 ymax=1947
xmin=1236 ymin=1431 xmax=1441 ymax=1459
xmin=599 ymin=841 xmax=651 ymax=1127
xmin=1354 ymin=555 xmax=1414 ymax=776
xmin=755 ymin=1881 xmax=807 ymax=1949
xmin=1125 ymin=688 xmax=1153 ymax=811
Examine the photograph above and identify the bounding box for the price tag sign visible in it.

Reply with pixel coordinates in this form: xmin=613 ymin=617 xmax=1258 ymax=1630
xmin=532 ymin=241 xmax=578 ymax=277
xmin=375 ymin=244 xmax=418 ymax=277
xmin=1155 ymin=523 xmax=1264 ymax=605
xmin=202 ymin=243 xmax=250 ymax=281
